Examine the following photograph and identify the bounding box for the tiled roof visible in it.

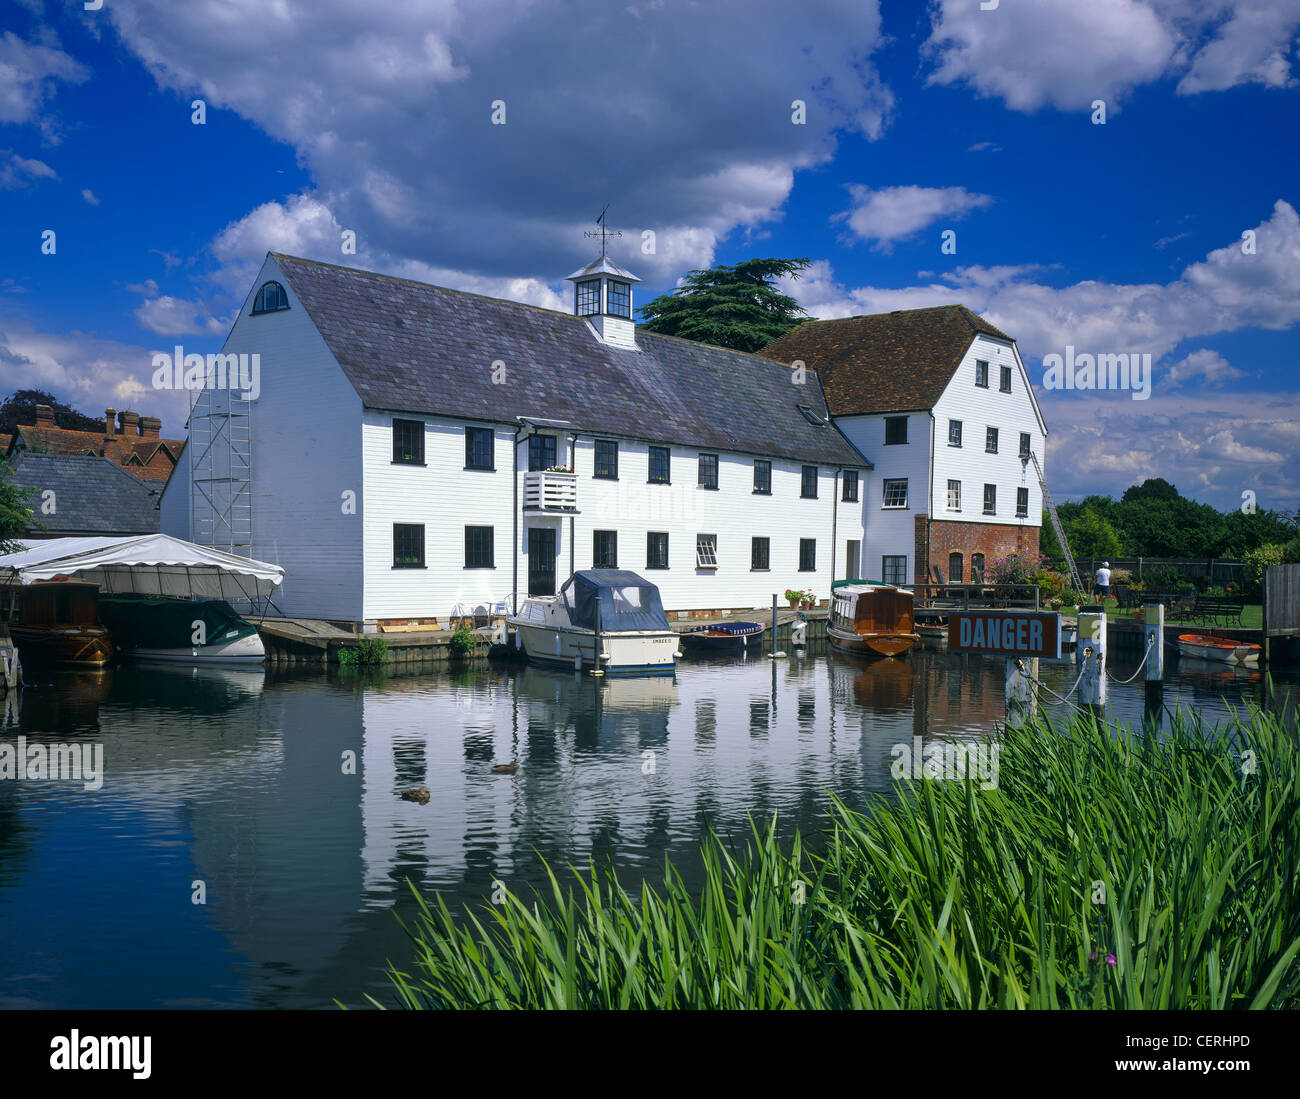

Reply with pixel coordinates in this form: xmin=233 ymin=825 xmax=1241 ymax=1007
xmin=12 ymin=425 xmax=184 ymax=482
xmin=8 ymin=453 xmax=161 ymax=536
xmin=271 ymin=254 xmax=865 ymax=467
xmin=761 ymin=305 xmax=1013 ymax=416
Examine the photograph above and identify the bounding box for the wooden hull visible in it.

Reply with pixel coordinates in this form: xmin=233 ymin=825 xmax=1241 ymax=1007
xmin=1176 ymin=634 xmax=1260 ymax=667
xmin=10 ymin=624 xmax=113 ymax=667
xmin=828 ymin=625 xmax=918 ymax=658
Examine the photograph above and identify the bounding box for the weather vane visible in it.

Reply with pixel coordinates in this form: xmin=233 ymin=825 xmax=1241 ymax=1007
xmin=584 ymin=204 xmax=622 ymax=258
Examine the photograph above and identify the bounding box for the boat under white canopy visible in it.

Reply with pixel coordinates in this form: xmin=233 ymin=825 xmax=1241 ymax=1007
xmin=0 ymin=534 xmax=284 ymax=601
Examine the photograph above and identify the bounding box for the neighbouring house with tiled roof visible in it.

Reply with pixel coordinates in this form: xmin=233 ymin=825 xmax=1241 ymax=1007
xmin=5 ymin=405 xmax=186 ymax=485
xmin=764 ymin=305 xmax=1048 ymax=587
xmin=8 ymin=453 xmax=161 ymax=538
xmin=160 ymin=252 xmax=872 ymax=626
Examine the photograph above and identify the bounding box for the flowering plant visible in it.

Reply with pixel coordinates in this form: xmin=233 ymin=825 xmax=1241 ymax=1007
xmin=545 ymin=465 xmax=574 ymax=474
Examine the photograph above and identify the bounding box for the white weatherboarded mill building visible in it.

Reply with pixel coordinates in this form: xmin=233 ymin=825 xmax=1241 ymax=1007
xmin=162 ymin=253 xmax=872 ymax=628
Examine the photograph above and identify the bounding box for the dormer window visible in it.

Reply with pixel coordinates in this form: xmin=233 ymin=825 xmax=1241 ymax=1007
xmin=575 ymin=279 xmax=601 ymax=316
xmin=252 ymin=280 xmax=289 ymax=315
xmin=606 ymin=280 xmax=630 ymax=318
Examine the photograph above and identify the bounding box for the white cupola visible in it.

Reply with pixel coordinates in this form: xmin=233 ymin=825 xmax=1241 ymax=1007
xmin=565 ymin=255 xmax=640 ymax=351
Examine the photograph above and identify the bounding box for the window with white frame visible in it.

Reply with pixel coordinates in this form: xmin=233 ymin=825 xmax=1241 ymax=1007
xmin=947 ymin=479 xmax=961 ymax=510
xmin=696 ymin=533 xmax=719 ymax=568
xmin=986 ymin=426 xmax=999 ymax=454
xmin=983 ymin=483 xmax=997 ymax=515
xmin=948 ymin=419 xmax=962 ymax=447
xmin=882 ymin=478 xmax=908 ymax=508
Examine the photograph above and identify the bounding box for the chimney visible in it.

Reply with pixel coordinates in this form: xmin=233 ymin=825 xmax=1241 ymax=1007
xmin=104 ymin=408 xmax=116 ymax=438
xmin=117 ymin=410 xmax=139 ymax=436
xmin=35 ymin=404 xmax=54 ymax=425
xmin=139 ymin=416 xmax=161 ymax=439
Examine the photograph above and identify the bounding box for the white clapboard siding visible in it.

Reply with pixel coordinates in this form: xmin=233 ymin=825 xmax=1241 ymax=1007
xmin=932 ymin=334 xmax=1046 ymax=531
xmin=361 ymin=414 xmax=515 ymax=620
xmin=231 ymin=256 xmax=365 ymax=620
xmin=835 ymin=412 xmax=933 ymax=585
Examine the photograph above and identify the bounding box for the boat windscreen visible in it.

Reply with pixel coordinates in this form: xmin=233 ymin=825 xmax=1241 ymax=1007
xmin=567 ymin=570 xmax=670 ymax=632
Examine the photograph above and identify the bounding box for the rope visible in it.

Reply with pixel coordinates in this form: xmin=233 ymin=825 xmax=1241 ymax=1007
xmin=1015 ymin=657 xmax=1091 ymax=716
xmin=1106 ymin=634 xmax=1155 ymax=684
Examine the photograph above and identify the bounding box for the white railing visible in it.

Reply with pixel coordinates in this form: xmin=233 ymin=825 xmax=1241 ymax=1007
xmin=523 ymin=471 xmax=578 ymax=511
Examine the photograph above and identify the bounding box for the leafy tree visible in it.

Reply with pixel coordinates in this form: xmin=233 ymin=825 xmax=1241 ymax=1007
xmin=0 ymin=389 xmax=102 ymax=436
xmin=1071 ymin=506 xmax=1122 ymax=558
xmin=637 ymin=258 xmax=812 ymax=352
xmin=1121 ymin=477 xmax=1180 ymax=503
xmin=0 ymin=452 xmax=35 ymax=552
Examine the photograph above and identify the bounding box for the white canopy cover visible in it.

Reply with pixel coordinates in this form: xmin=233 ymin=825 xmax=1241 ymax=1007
xmin=0 ymin=534 xmax=284 ymax=600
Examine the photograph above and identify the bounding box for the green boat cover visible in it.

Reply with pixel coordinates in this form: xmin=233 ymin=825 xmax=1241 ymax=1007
xmin=96 ymin=594 xmax=258 ymax=650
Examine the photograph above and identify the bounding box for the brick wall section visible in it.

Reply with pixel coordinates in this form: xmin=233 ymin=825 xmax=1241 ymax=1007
xmin=920 ymin=517 xmax=1040 ymax=583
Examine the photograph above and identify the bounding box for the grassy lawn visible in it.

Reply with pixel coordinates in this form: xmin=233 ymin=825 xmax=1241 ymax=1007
xmin=1105 ymin=603 xmax=1263 ymax=630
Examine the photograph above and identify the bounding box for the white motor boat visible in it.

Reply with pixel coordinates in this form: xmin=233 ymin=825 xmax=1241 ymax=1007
xmin=509 ymin=570 xmax=681 ymax=675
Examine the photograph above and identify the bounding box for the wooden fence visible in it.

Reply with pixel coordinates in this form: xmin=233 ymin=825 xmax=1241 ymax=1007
xmin=1263 ymin=564 xmax=1300 ymax=637
xmin=1045 ymin=556 xmax=1245 ymax=587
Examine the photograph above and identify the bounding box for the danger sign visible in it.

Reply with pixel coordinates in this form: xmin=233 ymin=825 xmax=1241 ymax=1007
xmin=948 ymin=612 xmax=1061 ymax=658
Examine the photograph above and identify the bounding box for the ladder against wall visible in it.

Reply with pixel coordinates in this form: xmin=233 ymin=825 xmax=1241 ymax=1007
xmin=1027 ymin=452 xmax=1083 ymax=593
xmin=189 ymin=383 xmax=253 ymax=558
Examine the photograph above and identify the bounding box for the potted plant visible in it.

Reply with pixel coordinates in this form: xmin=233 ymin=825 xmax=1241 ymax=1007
xmin=785 ymin=588 xmax=803 ymax=609
xmin=800 ymin=590 xmax=816 ymax=610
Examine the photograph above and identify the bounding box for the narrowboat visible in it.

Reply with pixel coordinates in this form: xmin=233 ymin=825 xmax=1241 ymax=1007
xmin=679 ymin=621 xmax=765 ymax=653
xmin=1176 ymin=633 xmax=1261 ymax=667
xmin=509 ymin=569 xmax=681 ymax=675
xmin=5 ymin=578 xmax=113 ymax=667
xmin=827 ymin=581 xmax=919 ymax=658
xmin=95 ymin=594 xmax=266 ymax=664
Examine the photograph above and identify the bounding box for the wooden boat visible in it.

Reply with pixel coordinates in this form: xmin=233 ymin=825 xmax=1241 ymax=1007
xmin=679 ymin=621 xmax=765 ymax=653
xmin=1176 ymin=633 xmax=1260 ymax=667
xmin=509 ymin=570 xmax=680 ymax=675
xmin=827 ymin=582 xmax=919 ymax=658
xmin=6 ymin=578 xmax=113 ymax=667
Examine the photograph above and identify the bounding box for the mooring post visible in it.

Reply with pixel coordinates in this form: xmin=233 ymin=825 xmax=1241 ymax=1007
xmin=1142 ymin=601 xmax=1163 ymax=726
xmin=1005 ymin=656 xmax=1037 ymax=729
xmin=768 ymin=594 xmax=785 ymax=659
xmin=591 ymin=599 xmax=605 ymax=676
xmin=1077 ymin=610 xmax=1107 ymax=715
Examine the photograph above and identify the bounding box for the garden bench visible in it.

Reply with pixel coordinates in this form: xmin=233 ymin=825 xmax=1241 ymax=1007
xmin=1189 ymin=595 xmax=1245 ymax=626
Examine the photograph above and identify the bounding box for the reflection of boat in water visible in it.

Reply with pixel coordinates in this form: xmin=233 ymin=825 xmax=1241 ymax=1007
xmin=828 ymin=582 xmax=919 ymax=658
xmin=1176 ymin=633 xmax=1260 ymax=667
xmin=96 ymin=594 xmax=265 ymax=664
xmin=831 ymin=650 xmax=915 ymax=709
xmin=680 ymin=621 xmax=765 ymax=654
xmin=510 ymin=570 xmax=679 ymax=675
xmin=5 ymin=579 xmax=113 ymax=667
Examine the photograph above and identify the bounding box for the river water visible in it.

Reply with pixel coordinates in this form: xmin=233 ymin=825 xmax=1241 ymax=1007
xmin=0 ymin=643 xmax=1294 ymax=1009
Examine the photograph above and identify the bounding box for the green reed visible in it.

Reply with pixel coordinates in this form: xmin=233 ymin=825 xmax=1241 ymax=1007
xmin=371 ymin=704 xmax=1300 ymax=1009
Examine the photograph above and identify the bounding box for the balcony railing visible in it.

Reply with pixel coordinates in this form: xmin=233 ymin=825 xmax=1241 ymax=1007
xmin=523 ymin=470 xmax=579 ymax=512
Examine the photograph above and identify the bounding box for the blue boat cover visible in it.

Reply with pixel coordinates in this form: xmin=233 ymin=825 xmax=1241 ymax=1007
xmin=562 ymin=570 xmax=670 ymax=633
xmin=688 ymin=621 xmax=764 ymax=635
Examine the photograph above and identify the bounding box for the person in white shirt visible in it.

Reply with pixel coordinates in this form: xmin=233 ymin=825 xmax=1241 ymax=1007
xmin=1094 ymin=562 xmax=1112 ymax=603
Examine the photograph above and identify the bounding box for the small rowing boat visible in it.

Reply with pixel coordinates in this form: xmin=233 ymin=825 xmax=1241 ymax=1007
xmin=679 ymin=621 xmax=765 ymax=653
xmin=1176 ymin=633 xmax=1260 ymax=667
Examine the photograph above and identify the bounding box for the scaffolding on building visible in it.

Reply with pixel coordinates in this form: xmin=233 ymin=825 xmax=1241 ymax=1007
xmin=189 ymin=383 xmax=253 ymax=558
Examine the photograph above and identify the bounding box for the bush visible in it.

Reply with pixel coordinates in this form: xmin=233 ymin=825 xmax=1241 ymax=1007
xmin=1033 ymin=569 xmax=1068 ymax=602
xmin=988 ymin=551 xmax=1048 ymax=586
xmin=338 ymin=636 xmax=388 ymax=666
xmin=1242 ymin=543 xmax=1285 ymax=599
xmin=449 ymin=626 xmax=476 ymax=657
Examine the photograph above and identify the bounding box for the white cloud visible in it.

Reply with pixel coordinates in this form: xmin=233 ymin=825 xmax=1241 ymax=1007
xmin=81 ymin=188 xmax=99 ymax=206
xmin=0 ymin=323 xmax=189 ymax=434
xmin=0 ymin=31 xmax=88 ymax=125
xmin=1166 ymin=348 xmax=1246 ymax=386
xmin=133 ymin=296 xmax=228 ymax=337
xmin=782 ymin=202 xmax=1300 ymax=508
xmin=836 ymin=184 xmax=994 ymax=251
xmin=924 ymin=0 xmax=1300 ymax=111
xmin=0 ymin=149 xmax=56 ymax=189
xmin=103 ymin=0 xmax=894 ymax=287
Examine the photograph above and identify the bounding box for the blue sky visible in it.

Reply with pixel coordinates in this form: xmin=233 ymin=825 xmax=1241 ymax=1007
xmin=2 ymin=0 xmax=1297 ymax=512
